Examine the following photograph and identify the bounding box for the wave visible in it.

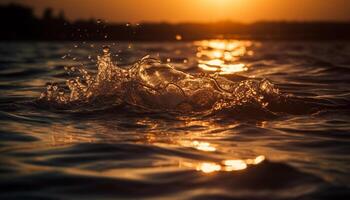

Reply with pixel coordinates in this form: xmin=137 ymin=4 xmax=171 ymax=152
xmin=2 ymin=142 xmax=348 ymax=200
xmin=36 ymin=46 xmax=283 ymax=114
xmin=35 ymin=46 xmax=336 ymax=118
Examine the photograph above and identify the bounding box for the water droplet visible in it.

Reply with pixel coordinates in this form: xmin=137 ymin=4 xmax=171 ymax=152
xmin=46 ymin=83 xmax=53 ymax=90
xmin=103 ymin=46 xmax=110 ymax=54
xmin=52 ymin=83 xmax=58 ymax=91
xmin=175 ymin=34 xmax=182 ymax=41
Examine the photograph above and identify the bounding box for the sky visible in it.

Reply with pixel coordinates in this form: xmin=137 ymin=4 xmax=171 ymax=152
xmin=2 ymin=0 xmax=350 ymax=23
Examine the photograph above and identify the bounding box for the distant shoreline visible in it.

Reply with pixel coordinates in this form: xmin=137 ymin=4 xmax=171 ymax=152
xmin=1 ymin=4 xmax=350 ymax=41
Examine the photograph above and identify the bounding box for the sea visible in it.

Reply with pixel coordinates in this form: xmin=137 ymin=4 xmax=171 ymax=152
xmin=0 ymin=40 xmax=350 ymax=200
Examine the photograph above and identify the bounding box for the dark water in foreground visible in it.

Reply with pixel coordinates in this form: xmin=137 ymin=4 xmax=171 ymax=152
xmin=1 ymin=40 xmax=350 ymax=200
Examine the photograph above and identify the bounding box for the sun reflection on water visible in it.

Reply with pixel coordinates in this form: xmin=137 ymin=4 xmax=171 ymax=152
xmin=179 ymin=155 xmax=265 ymax=174
xmin=178 ymin=139 xmax=265 ymax=174
xmin=179 ymin=140 xmax=217 ymax=152
xmin=195 ymin=40 xmax=253 ymax=75
xmin=223 ymin=160 xmax=247 ymax=171
xmin=192 ymin=141 xmax=217 ymax=152
xmin=197 ymin=163 xmax=222 ymax=173
xmin=246 ymin=155 xmax=266 ymax=165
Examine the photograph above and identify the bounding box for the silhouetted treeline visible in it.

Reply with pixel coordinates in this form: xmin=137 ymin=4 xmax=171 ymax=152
xmin=1 ymin=3 xmax=350 ymax=41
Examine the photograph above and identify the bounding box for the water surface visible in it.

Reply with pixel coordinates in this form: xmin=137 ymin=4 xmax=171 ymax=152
xmin=1 ymin=40 xmax=350 ymax=199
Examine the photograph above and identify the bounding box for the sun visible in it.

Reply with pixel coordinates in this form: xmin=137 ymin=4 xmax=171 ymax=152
xmin=202 ymin=0 xmax=239 ymax=6
xmin=198 ymin=0 xmax=243 ymax=13
xmin=216 ymin=0 xmax=234 ymax=4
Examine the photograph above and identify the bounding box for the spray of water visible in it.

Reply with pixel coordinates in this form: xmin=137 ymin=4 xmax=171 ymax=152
xmin=39 ymin=46 xmax=280 ymax=113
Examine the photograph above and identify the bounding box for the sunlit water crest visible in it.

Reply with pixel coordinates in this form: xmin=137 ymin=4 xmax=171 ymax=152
xmin=38 ymin=45 xmax=280 ymax=114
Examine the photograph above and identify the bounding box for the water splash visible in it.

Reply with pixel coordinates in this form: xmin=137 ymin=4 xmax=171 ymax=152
xmin=38 ymin=46 xmax=280 ymax=114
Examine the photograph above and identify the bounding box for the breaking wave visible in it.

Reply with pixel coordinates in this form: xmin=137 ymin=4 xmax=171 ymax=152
xmin=37 ymin=46 xmax=285 ymax=115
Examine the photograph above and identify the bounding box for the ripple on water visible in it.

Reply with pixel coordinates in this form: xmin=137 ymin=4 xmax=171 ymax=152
xmin=1 ymin=41 xmax=350 ymax=200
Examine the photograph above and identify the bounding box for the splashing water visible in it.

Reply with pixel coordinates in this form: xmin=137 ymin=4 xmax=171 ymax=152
xmin=38 ymin=46 xmax=280 ymax=114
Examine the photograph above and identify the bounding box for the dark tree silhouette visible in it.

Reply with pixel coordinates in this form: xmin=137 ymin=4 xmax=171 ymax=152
xmin=43 ymin=8 xmax=54 ymax=21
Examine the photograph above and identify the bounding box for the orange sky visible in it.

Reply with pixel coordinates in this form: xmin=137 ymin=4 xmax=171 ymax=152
xmin=3 ymin=0 xmax=350 ymax=23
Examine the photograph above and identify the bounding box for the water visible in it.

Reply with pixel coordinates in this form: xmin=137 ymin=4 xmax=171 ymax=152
xmin=1 ymin=40 xmax=350 ymax=199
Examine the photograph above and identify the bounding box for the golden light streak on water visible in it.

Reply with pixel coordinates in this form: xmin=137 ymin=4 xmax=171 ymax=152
xmin=192 ymin=141 xmax=217 ymax=152
xmin=206 ymin=59 xmax=224 ymax=66
xmin=196 ymin=163 xmax=222 ymax=173
xmin=178 ymin=140 xmax=217 ymax=152
xmin=179 ymin=155 xmax=265 ymax=174
xmin=220 ymin=63 xmax=247 ymax=74
xmin=198 ymin=64 xmax=218 ymax=72
xmin=198 ymin=63 xmax=247 ymax=74
xmin=195 ymin=40 xmax=252 ymax=75
xmin=212 ymin=51 xmax=223 ymax=58
xmin=222 ymin=160 xmax=247 ymax=171
xmin=245 ymin=155 xmax=266 ymax=165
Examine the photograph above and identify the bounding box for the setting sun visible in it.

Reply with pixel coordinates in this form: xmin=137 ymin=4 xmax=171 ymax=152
xmin=200 ymin=0 xmax=241 ymax=8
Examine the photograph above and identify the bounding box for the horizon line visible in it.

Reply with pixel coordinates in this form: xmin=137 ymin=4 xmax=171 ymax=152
xmin=2 ymin=2 xmax=350 ymax=25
